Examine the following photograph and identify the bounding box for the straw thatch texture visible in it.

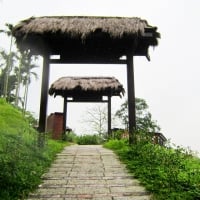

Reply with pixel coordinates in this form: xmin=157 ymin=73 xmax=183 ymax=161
xmin=13 ymin=16 xmax=158 ymax=40
xmin=13 ymin=16 xmax=160 ymax=57
xmin=49 ymin=76 xmax=125 ymax=98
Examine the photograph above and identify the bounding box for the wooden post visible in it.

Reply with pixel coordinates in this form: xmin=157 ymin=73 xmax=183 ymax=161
xmin=63 ymin=97 xmax=67 ymax=137
xmin=107 ymin=96 xmax=111 ymax=136
xmin=38 ymin=55 xmax=50 ymax=132
xmin=126 ymin=54 xmax=136 ymax=144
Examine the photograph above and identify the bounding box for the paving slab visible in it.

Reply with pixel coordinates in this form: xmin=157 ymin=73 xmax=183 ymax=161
xmin=27 ymin=145 xmax=151 ymax=200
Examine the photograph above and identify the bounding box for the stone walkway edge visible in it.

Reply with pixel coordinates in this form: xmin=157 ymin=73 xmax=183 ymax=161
xmin=27 ymin=145 xmax=151 ymax=200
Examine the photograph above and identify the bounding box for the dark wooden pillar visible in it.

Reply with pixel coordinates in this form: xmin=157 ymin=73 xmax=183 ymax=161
xmin=38 ymin=55 xmax=50 ymax=132
xmin=126 ymin=54 xmax=136 ymax=144
xmin=107 ymin=96 xmax=111 ymax=136
xmin=63 ymin=97 xmax=67 ymax=135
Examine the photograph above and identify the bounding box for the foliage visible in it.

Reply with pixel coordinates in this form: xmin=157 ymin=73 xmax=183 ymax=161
xmin=76 ymin=134 xmax=104 ymax=145
xmin=23 ymin=110 xmax=38 ymax=127
xmin=62 ymin=131 xmax=105 ymax=145
xmin=104 ymin=138 xmax=200 ymax=200
xmin=0 ymin=23 xmax=14 ymax=99
xmin=0 ymin=50 xmax=18 ymax=100
xmin=104 ymin=138 xmax=129 ymax=150
xmin=62 ymin=131 xmax=77 ymax=143
xmin=0 ymin=98 xmax=66 ymax=199
xmin=0 ymin=23 xmax=39 ymax=109
xmin=111 ymin=129 xmax=127 ymax=140
xmin=115 ymin=98 xmax=160 ymax=132
xmin=15 ymin=51 xmax=38 ymax=109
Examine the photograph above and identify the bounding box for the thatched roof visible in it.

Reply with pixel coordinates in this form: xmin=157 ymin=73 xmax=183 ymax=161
xmin=49 ymin=76 xmax=125 ymax=100
xmin=13 ymin=16 xmax=159 ymax=40
xmin=13 ymin=16 xmax=160 ymax=60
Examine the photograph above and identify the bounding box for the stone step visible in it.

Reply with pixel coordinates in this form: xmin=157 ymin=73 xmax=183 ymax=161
xmin=27 ymin=145 xmax=151 ymax=200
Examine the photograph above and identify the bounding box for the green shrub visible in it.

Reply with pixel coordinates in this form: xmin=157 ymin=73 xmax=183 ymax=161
xmin=104 ymin=138 xmax=200 ymax=200
xmin=62 ymin=131 xmax=77 ymax=143
xmin=76 ymin=134 xmax=104 ymax=145
xmin=111 ymin=129 xmax=125 ymax=140
xmin=104 ymin=139 xmax=128 ymax=150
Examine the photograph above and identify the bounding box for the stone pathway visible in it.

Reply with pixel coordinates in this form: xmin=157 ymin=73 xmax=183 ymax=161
xmin=28 ymin=145 xmax=151 ymax=200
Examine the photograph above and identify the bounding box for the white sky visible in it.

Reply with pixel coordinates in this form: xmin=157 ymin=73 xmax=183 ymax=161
xmin=0 ymin=0 xmax=200 ymax=154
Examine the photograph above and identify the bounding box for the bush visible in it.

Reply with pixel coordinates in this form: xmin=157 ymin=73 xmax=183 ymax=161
xmin=76 ymin=134 xmax=104 ymax=145
xmin=111 ymin=129 xmax=125 ymax=140
xmin=0 ymin=98 xmax=66 ymax=199
xmin=104 ymin=139 xmax=128 ymax=150
xmin=104 ymin=138 xmax=200 ymax=200
xmin=62 ymin=131 xmax=77 ymax=143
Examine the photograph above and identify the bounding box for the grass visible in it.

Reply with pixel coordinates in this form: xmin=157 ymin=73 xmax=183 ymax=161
xmin=1 ymin=97 xmax=200 ymax=199
xmin=104 ymin=138 xmax=200 ymax=200
xmin=63 ymin=132 xmax=105 ymax=145
xmin=76 ymin=134 xmax=104 ymax=145
xmin=0 ymin=98 xmax=67 ymax=199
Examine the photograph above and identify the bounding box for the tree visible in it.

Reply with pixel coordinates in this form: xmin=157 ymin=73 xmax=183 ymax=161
xmin=14 ymin=52 xmax=22 ymax=106
xmin=0 ymin=49 xmax=18 ymax=101
xmin=115 ymin=98 xmax=160 ymax=132
xmin=0 ymin=23 xmax=39 ymax=108
xmin=83 ymin=104 xmax=107 ymax=135
xmin=20 ymin=52 xmax=38 ymax=111
xmin=0 ymin=23 xmax=14 ymax=99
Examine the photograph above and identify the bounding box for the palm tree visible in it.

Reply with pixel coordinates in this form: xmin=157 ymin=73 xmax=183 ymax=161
xmin=21 ymin=52 xmax=38 ymax=112
xmin=1 ymin=23 xmax=39 ymax=109
xmin=0 ymin=23 xmax=14 ymax=99
xmin=14 ymin=51 xmax=24 ymax=106
xmin=0 ymin=49 xmax=18 ymax=100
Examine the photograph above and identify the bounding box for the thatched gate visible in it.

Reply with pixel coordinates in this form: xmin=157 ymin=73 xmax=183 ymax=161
xmin=48 ymin=76 xmax=125 ymax=136
xmin=13 ymin=16 xmax=160 ymax=143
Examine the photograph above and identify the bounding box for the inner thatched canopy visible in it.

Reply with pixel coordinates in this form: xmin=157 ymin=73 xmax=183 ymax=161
xmin=13 ymin=16 xmax=160 ymax=60
xmin=49 ymin=76 xmax=125 ymax=100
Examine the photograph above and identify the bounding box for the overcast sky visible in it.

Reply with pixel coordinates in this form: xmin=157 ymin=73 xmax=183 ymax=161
xmin=0 ymin=0 xmax=200 ymax=154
